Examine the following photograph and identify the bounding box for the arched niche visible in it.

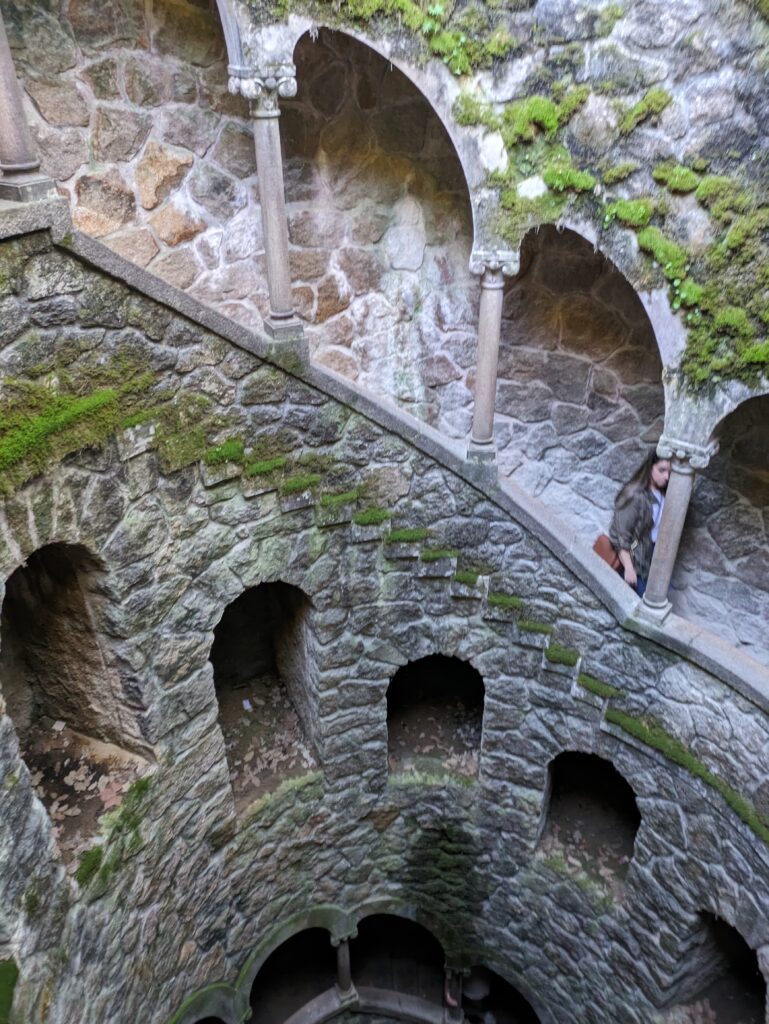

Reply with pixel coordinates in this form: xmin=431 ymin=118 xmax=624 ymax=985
xmin=538 ymin=751 xmax=640 ymax=889
xmin=666 ymin=914 xmax=766 ymax=1023
xmin=462 ymin=964 xmax=541 ymax=1024
xmin=351 ymin=914 xmax=446 ymax=1003
xmin=248 ymin=927 xmax=336 ymax=1022
xmin=283 ymin=28 xmax=476 ymax=424
xmin=210 ymin=581 xmax=319 ymax=813
xmin=674 ymin=393 xmax=769 ymax=665
xmin=0 ymin=543 xmax=149 ymax=864
xmin=498 ymin=225 xmax=665 ymax=538
xmin=386 ymin=654 xmax=484 ymax=778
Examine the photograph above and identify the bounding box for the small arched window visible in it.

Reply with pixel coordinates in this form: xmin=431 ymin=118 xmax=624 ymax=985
xmin=0 ymin=544 xmax=148 ymax=864
xmin=249 ymin=929 xmax=335 ymax=1019
xmin=387 ymin=654 xmax=484 ymax=778
xmin=539 ymin=751 xmax=640 ymax=885
xmin=210 ymin=582 xmax=318 ymax=811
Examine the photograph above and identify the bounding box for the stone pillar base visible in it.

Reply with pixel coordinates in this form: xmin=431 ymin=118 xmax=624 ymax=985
xmin=0 ymin=173 xmax=56 ymax=202
xmin=336 ymin=984 xmax=358 ymax=1008
xmin=637 ymin=596 xmax=673 ymax=624
xmin=467 ymin=438 xmax=496 ymax=464
xmin=264 ymin=314 xmax=304 ymax=343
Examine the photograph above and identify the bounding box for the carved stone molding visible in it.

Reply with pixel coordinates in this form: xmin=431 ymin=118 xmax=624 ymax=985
xmin=227 ymin=62 xmax=298 ymax=115
xmin=656 ymin=436 xmax=719 ymax=470
xmin=469 ymin=250 xmax=519 ymax=277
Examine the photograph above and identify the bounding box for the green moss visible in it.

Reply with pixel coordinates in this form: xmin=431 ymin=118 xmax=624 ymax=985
xmin=652 ymin=162 xmax=700 ymax=193
xmin=501 ymin=95 xmax=561 ymax=144
xmin=23 ymin=885 xmax=40 ymax=917
xmin=319 ymin=488 xmax=358 ymax=507
xmin=578 ymin=672 xmax=622 ymax=699
xmin=694 ymin=175 xmax=753 ymax=222
xmin=420 ymin=547 xmax=459 ymax=562
xmin=637 ymin=226 xmax=688 ymax=280
xmin=452 ymin=93 xmax=498 ymax=128
xmin=714 ymin=306 xmax=755 ymax=340
xmin=602 ymin=161 xmax=639 ymax=184
xmin=353 ymin=506 xmax=391 ymax=526
xmin=487 ymin=592 xmax=524 ymax=610
xmin=204 ymin=437 xmax=244 ymax=466
xmin=606 ymin=710 xmax=769 ymax=845
xmin=544 ymin=642 xmax=580 ymax=667
xmin=618 ymin=87 xmax=671 ymax=134
xmin=677 ymin=278 xmax=704 ymax=308
xmin=724 ymin=209 xmax=769 ymax=254
xmin=595 ymin=2 xmax=624 ymax=35
xmin=245 ymin=455 xmax=287 ymax=477
xmin=603 ymin=197 xmax=655 ymax=227
xmin=519 ymin=619 xmax=554 ymax=634
xmin=543 ymin=160 xmax=596 ymax=193
xmin=0 ymin=959 xmax=19 ymax=1024
xmin=280 ymin=472 xmax=321 ymax=495
xmin=454 ymin=569 xmax=479 ymax=586
xmin=386 ymin=527 xmax=429 ymax=543
xmin=75 ymin=846 xmax=104 ymax=888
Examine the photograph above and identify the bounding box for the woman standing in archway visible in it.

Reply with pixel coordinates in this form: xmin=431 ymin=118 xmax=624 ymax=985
xmin=610 ymin=452 xmax=671 ymax=597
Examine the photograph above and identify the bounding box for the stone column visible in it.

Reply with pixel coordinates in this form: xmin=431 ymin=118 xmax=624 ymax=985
xmin=228 ymin=63 xmax=303 ymax=343
xmin=332 ymin=935 xmax=357 ymax=1004
xmin=468 ymin=254 xmax=517 ymax=464
xmin=0 ymin=10 xmax=54 ymax=201
xmin=641 ymin=438 xmax=717 ymax=621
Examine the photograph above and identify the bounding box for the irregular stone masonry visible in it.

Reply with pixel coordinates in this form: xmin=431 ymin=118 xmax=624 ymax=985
xmin=4 ymin=0 xmax=769 ymax=666
xmin=1 ymin=223 xmax=769 ymax=1023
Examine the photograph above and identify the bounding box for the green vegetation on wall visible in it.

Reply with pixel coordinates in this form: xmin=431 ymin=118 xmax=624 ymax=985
xmin=0 ymin=960 xmax=19 ymax=1024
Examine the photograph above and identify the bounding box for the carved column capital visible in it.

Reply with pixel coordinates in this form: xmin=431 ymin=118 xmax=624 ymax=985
xmin=228 ymin=62 xmax=297 ymax=115
xmin=656 ymin=436 xmax=719 ymax=470
xmin=470 ymin=250 xmax=519 ymax=278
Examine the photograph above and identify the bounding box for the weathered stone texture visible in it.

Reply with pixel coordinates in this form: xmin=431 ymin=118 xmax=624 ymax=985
xmin=1 ymin=233 xmax=769 ymax=1024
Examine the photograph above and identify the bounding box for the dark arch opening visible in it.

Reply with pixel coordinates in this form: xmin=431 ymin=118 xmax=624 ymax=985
xmin=387 ymin=654 xmax=484 ymax=778
xmin=285 ymin=28 xmax=475 ymax=424
xmin=462 ymin=965 xmax=541 ymax=1024
xmin=210 ymin=582 xmax=318 ymax=812
xmin=194 ymin=1019 xmax=227 ymax=1024
xmin=248 ymin=928 xmax=336 ymax=1023
xmin=675 ymin=393 xmax=769 ymax=666
xmin=351 ymin=914 xmax=445 ymax=1003
xmin=0 ymin=543 xmax=148 ymax=863
xmin=670 ymin=914 xmax=766 ymax=1023
xmin=539 ymin=751 xmax=640 ymax=888
xmin=500 ymin=226 xmax=664 ymax=537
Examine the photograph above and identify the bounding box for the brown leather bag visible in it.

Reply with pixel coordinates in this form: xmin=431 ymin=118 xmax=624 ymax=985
xmin=593 ymin=534 xmax=621 ymax=572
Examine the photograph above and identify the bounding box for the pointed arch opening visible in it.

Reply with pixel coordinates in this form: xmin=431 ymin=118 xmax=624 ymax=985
xmin=0 ymin=543 xmax=149 ymax=864
xmin=210 ymin=581 xmax=319 ymax=813
xmin=286 ymin=28 xmax=475 ymax=425
xmin=387 ymin=654 xmax=484 ymax=778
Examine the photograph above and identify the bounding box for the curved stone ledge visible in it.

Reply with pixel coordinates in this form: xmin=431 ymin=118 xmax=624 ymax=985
xmin=13 ymin=198 xmax=764 ymax=712
xmin=2 ymin=199 xmax=769 ymax=1024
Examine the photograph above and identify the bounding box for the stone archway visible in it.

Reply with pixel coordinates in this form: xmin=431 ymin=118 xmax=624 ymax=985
xmin=673 ymin=394 xmax=769 ymax=665
xmin=284 ymin=28 xmax=476 ymax=424
xmin=497 ymin=225 xmax=665 ymax=537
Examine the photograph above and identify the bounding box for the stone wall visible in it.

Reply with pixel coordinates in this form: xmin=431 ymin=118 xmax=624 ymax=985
xmin=3 ymin=0 xmax=269 ymax=326
xmin=496 ymin=225 xmax=665 ymax=535
xmin=674 ymin=395 xmax=769 ymax=665
xmin=283 ymin=28 xmax=477 ymax=424
xmin=1 ymin=226 xmax=769 ymax=1024
xmin=4 ymin=0 xmax=768 ymax=667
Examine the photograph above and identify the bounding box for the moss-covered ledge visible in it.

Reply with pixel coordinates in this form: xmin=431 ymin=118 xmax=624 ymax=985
xmin=1 ymin=199 xmax=767 ymax=714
